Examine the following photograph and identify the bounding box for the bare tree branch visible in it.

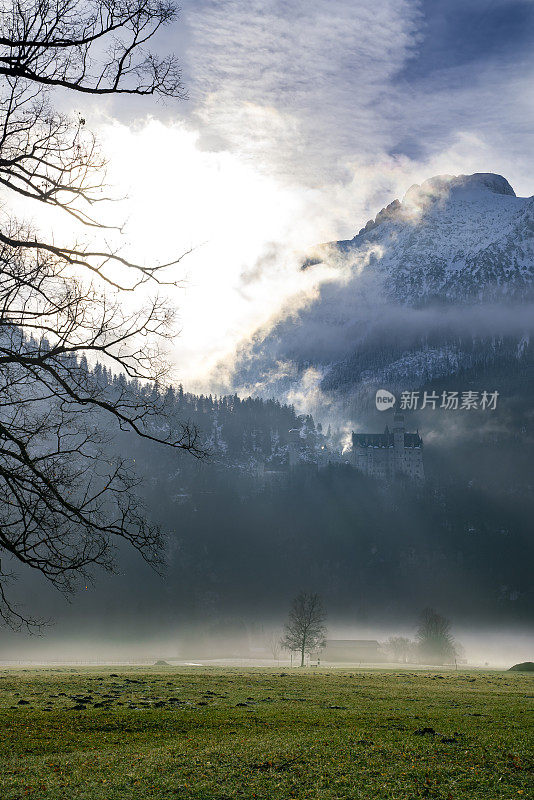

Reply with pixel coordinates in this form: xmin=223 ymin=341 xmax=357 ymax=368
xmin=281 ymin=592 xmax=327 ymax=667
xmin=0 ymin=1 xmax=186 ymax=96
xmin=0 ymin=0 xmax=201 ymax=629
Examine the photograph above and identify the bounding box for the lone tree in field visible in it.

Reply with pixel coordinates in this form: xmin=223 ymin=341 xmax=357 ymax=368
xmin=281 ymin=592 xmax=327 ymax=667
xmin=0 ymin=0 xmax=201 ymax=630
xmin=385 ymin=636 xmax=415 ymax=663
xmin=416 ymin=608 xmax=457 ymax=665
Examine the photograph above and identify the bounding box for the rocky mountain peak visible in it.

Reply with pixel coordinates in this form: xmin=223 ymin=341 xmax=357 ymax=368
xmin=356 ymin=173 xmax=518 ymax=237
xmin=234 ymin=171 xmax=534 ymax=404
xmin=403 ymin=172 xmax=516 ymax=204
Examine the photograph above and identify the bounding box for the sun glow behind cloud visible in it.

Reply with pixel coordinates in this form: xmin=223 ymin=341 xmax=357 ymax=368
xmin=98 ymin=117 xmax=534 ymax=389
xmin=10 ymin=108 xmax=533 ymax=394
xmin=9 ymin=0 xmax=534 ymax=391
xmin=99 ymin=118 xmax=340 ymax=385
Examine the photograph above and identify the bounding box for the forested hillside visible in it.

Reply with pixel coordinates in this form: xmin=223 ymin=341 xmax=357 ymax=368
xmin=61 ymin=357 xmax=534 ymax=637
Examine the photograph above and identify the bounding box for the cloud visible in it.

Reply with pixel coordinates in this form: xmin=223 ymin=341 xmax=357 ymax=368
xmin=398 ymin=0 xmax=534 ymax=80
xmin=35 ymin=1 xmax=534 ymax=387
xmin=181 ymin=0 xmax=534 ymax=194
xmin=185 ymin=0 xmax=421 ymax=184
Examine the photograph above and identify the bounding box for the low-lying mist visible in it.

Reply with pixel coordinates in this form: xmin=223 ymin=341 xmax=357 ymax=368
xmin=1 ymin=624 xmax=531 ymax=671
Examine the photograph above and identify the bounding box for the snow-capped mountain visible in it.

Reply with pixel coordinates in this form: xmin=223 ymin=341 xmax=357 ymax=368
xmin=228 ymin=173 xmax=534 ymax=412
xmin=311 ymin=172 xmax=534 ymax=305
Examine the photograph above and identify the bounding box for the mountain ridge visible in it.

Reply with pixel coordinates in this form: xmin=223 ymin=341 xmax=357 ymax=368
xmin=305 ymin=172 xmax=534 ymax=305
xmin=228 ymin=172 xmax=534 ymax=412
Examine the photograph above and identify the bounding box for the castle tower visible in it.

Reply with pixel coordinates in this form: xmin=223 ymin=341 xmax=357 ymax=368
xmin=351 ymin=411 xmax=423 ymax=482
xmin=392 ymin=411 xmax=405 ymax=439
xmin=392 ymin=412 xmax=405 ymax=475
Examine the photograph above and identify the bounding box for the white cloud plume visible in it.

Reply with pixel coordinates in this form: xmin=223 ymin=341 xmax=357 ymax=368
xmin=183 ymin=0 xmax=534 ymax=196
xmin=185 ymin=0 xmax=421 ymax=184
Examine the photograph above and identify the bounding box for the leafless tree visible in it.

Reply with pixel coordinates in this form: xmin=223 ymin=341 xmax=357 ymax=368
xmin=384 ymin=636 xmax=415 ymax=663
xmin=0 ymin=1 xmax=185 ymax=97
xmin=416 ymin=608 xmax=458 ymax=665
xmin=280 ymin=592 xmax=326 ymax=667
xmin=0 ymin=0 xmax=200 ymax=631
xmin=266 ymin=631 xmax=281 ymax=661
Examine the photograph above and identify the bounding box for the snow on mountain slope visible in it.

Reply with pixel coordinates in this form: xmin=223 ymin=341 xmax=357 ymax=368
xmin=227 ymin=173 xmax=534 ymax=410
xmin=313 ymin=172 xmax=534 ymax=304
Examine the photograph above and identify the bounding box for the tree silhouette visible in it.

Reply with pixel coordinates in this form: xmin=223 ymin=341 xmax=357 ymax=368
xmin=281 ymin=592 xmax=327 ymax=667
xmin=385 ymin=636 xmax=415 ymax=663
xmin=416 ymin=608 xmax=457 ymax=664
xmin=0 ymin=0 xmax=200 ymax=630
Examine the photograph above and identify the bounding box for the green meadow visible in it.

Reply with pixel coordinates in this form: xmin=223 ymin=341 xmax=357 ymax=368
xmin=0 ymin=667 xmax=532 ymax=799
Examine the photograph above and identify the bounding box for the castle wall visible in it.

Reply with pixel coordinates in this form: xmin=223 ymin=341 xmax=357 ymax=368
xmin=355 ymin=446 xmax=393 ymax=480
xmin=353 ymin=420 xmax=424 ymax=482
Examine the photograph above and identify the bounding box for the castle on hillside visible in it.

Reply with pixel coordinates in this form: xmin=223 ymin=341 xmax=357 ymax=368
xmin=351 ymin=412 xmax=424 ymax=481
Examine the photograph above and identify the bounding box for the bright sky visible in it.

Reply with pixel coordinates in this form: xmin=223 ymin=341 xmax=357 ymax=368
xmin=24 ymin=0 xmax=534 ymax=388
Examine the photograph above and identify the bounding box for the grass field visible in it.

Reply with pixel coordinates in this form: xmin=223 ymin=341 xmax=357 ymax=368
xmin=0 ymin=666 xmax=532 ymax=799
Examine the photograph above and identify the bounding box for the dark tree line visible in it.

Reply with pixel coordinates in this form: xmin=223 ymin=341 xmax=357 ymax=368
xmin=3 ymin=354 xmax=532 ymax=632
xmin=85 ymin=360 xmax=321 ymax=469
